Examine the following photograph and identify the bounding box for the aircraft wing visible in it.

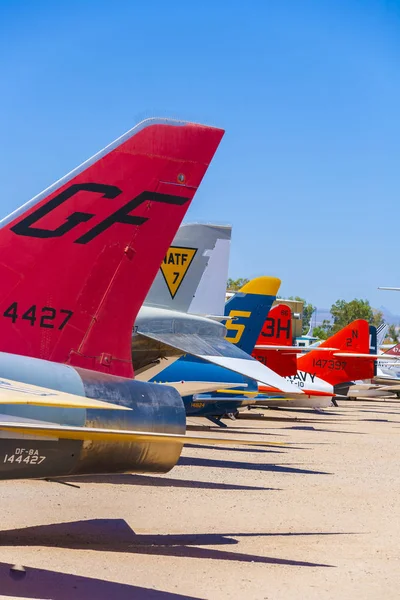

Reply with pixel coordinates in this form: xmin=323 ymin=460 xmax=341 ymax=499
xmin=379 ymin=384 xmax=400 ymax=391
xmin=345 ymin=384 xmax=398 ymax=398
xmin=254 ymin=345 xmax=339 ymax=352
xmin=0 ymin=421 xmax=284 ymax=448
xmin=0 ymin=378 xmax=130 ymax=410
xmin=256 ymin=388 xmax=334 ymax=399
xmin=165 ymin=381 xmax=247 ymax=396
xmin=335 ymin=353 xmax=400 ymax=359
xmin=138 ymin=331 xmax=303 ymax=394
xmin=205 ymin=315 xmax=233 ymax=322
xmin=347 ymin=384 xmax=395 ymax=394
xmin=189 ymin=397 xmax=253 ymax=403
xmin=347 ymin=383 xmax=380 ymax=391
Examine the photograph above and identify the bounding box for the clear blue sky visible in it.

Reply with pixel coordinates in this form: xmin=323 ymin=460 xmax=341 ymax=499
xmin=1 ymin=0 xmax=399 ymax=313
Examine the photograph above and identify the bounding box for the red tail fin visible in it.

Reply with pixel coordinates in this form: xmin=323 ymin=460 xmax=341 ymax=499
xmin=256 ymin=304 xmax=292 ymax=346
xmin=252 ymin=304 xmax=296 ymax=376
xmin=298 ymin=320 xmax=374 ymax=385
xmin=384 ymin=343 xmax=400 ymax=356
xmin=0 ymin=119 xmax=224 ymax=377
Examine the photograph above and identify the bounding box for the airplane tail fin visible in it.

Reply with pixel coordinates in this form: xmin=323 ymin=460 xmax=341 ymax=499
xmin=298 ymin=320 xmax=375 ymax=385
xmin=252 ymin=304 xmax=297 ymax=376
xmin=369 ymin=325 xmax=378 ymax=355
xmin=377 ymin=322 xmax=388 ymax=349
xmin=0 ymin=119 xmax=224 ymax=377
xmin=145 ymin=223 xmax=231 ymax=315
xmin=224 ymin=277 xmax=281 ymax=355
xmin=383 ymin=342 xmax=400 ymax=356
xmin=304 ymin=308 xmax=316 ymax=338
xmin=255 ymin=303 xmax=293 ymax=346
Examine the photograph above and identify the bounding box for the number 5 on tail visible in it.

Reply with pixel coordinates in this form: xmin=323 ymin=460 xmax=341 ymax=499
xmin=225 ymin=310 xmax=251 ymax=344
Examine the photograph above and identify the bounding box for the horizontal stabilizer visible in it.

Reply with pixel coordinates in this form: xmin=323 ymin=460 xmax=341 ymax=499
xmin=257 ymin=387 xmax=334 ymax=399
xmin=254 ymin=345 xmax=339 ymax=352
xmin=380 ymin=384 xmax=400 ymax=391
xmin=0 ymin=378 xmax=129 ymax=410
xmin=345 ymin=382 xmax=400 ymax=398
xmin=190 ymin=396 xmax=254 ymax=403
xmin=347 ymin=383 xmax=378 ymax=391
xmin=205 ymin=315 xmax=233 ymax=322
xmin=165 ymin=381 xmax=247 ymax=396
xmin=139 ymin=332 xmax=303 ymax=394
xmin=0 ymin=421 xmax=284 ymax=447
xmin=335 ymin=353 xmax=400 ymax=359
xmin=203 ymin=356 xmax=303 ymax=394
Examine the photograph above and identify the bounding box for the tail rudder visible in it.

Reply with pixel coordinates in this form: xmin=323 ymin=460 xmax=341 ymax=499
xmin=304 ymin=308 xmax=316 ymax=338
xmin=188 ymin=224 xmax=231 ymax=316
xmin=369 ymin=325 xmax=377 ymax=355
xmin=224 ymin=277 xmax=281 ymax=354
xmin=302 ymin=319 xmax=371 ymax=355
xmin=376 ymin=322 xmax=388 ymax=348
xmin=252 ymin=304 xmax=296 ymax=376
xmin=256 ymin=304 xmax=293 ymax=346
xmin=299 ymin=320 xmax=374 ymax=385
xmin=369 ymin=325 xmax=378 ymax=377
xmin=145 ymin=223 xmax=231 ymax=315
xmin=0 ymin=119 xmax=224 ymax=376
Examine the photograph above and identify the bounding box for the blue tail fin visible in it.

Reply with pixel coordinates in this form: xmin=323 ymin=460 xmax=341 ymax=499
xmin=370 ymin=325 xmax=378 ymax=377
xmin=369 ymin=325 xmax=377 ymax=355
xmin=224 ymin=277 xmax=281 ymax=354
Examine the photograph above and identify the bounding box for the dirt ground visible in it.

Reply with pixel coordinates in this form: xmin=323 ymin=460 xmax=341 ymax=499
xmin=0 ymin=399 xmax=399 ymax=600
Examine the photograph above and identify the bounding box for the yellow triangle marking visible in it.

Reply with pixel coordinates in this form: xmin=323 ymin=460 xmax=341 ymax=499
xmin=160 ymin=246 xmax=197 ymax=298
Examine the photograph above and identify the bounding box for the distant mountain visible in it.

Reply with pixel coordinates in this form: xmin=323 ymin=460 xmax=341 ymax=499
xmin=378 ymin=306 xmax=400 ymax=326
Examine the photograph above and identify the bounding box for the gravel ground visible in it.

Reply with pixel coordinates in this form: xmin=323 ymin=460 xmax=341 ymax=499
xmin=0 ymin=400 xmax=399 ymax=600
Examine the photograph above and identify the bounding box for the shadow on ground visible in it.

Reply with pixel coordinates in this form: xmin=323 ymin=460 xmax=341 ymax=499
xmin=0 ymin=561 xmax=196 ymax=600
xmin=361 ymin=418 xmax=399 ymax=423
xmin=63 ymin=473 xmax=280 ymax=492
xmin=177 ymin=456 xmax=332 ymax=475
xmin=0 ymin=519 xmax=340 ymax=568
xmin=284 ymin=426 xmax=366 ymax=435
xmin=184 ymin=444 xmax=274 ymax=453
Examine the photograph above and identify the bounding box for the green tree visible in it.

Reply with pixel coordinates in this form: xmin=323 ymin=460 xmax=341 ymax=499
xmin=372 ymin=309 xmax=384 ymax=329
xmin=312 ymin=320 xmax=332 ymax=340
xmin=320 ymin=298 xmax=383 ymax=337
xmin=388 ymin=324 xmax=399 ymax=344
xmin=226 ymin=278 xmax=250 ymax=291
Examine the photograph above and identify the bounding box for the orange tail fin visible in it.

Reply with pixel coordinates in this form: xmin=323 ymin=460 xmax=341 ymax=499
xmin=298 ymin=320 xmax=375 ymax=385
